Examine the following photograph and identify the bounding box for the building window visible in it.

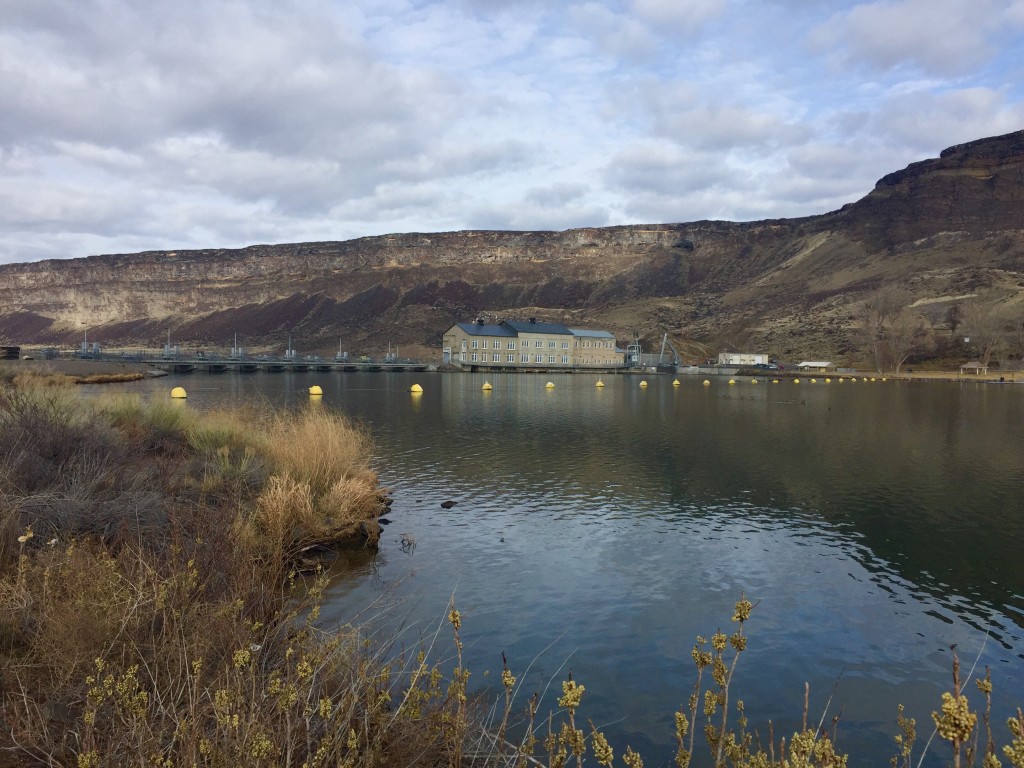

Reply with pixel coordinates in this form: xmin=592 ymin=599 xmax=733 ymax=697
xmin=535 ymin=354 xmax=543 ymax=363
xmin=547 ymin=355 xmax=555 ymax=363
xmin=561 ymin=341 xmax=569 ymax=349
xmin=562 ymin=355 xmax=569 ymax=364
xmin=471 ymin=340 xmax=478 ymax=349
xmin=492 ymin=353 xmax=500 ymax=362
xmin=534 ymin=340 xmax=542 ymax=348
xmin=471 ymin=353 xmax=478 ymax=362
xmin=462 ymin=340 xmax=468 ymax=349
xmin=521 ymin=354 xmax=529 ymax=363
xmin=507 ymin=341 xmax=516 ymax=350
xmin=491 ymin=340 xmax=500 ymax=349
xmin=585 ymin=341 xmax=591 ymax=348
xmin=547 ymin=340 xmax=555 ymax=348
xmin=506 ymin=353 xmax=514 ymax=362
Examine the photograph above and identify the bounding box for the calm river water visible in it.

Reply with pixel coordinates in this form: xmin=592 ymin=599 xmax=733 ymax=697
xmin=105 ymin=371 xmax=1024 ymax=767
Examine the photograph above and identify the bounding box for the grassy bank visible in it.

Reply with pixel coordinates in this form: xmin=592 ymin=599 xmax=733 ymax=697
xmin=0 ymin=382 xmax=427 ymax=766
xmin=0 ymin=365 xmax=148 ymax=388
xmin=2 ymin=380 xmax=1023 ymax=768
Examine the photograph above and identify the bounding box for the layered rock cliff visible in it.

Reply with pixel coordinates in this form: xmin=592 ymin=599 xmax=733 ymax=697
xmin=1 ymin=130 xmax=1022 ymax=362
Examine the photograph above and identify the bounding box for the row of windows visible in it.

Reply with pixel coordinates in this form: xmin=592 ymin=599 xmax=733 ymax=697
xmin=458 ymin=339 xmax=613 ymax=350
xmin=466 ymin=353 xmax=573 ymax=364
xmin=448 ymin=336 xmax=615 ymax=357
xmin=461 ymin=339 xmax=582 ymax=350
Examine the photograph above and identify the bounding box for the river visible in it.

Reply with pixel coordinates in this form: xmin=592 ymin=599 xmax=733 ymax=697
xmin=99 ymin=371 xmax=1024 ymax=767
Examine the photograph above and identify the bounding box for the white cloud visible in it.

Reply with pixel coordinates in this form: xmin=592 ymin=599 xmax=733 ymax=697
xmin=810 ymin=0 xmax=1004 ymax=77
xmin=0 ymin=0 xmax=1021 ymax=263
xmin=567 ymin=3 xmax=657 ymax=61
xmin=1010 ymin=0 xmax=1024 ymax=24
xmin=53 ymin=142 xmax=145 ymax=171
xmin=630 ymin=0 xmax=727 ymax=34
xmin=469 ymin=198 xmax=611 ymax=231
xmin=843 ymin=87 xmax=1024 ymax=153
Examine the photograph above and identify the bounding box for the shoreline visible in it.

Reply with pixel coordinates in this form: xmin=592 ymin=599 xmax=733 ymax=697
xmin=1 ymin=358 xmax=159 ymax=377
xmin=3 ymin=357 xmax=1020 ymax=384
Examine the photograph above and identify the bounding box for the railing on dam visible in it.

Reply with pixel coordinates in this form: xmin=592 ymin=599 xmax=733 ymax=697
xmin=30 ymin=348 xmax=432 ymax=373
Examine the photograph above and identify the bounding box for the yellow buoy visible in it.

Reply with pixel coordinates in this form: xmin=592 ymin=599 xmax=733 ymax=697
xmin=825 ymin=378 xmax=831 ymax=383
xmin=728 ymin=379 xmax=736 ymax=385
xmin=672 ymin=379 xmax=680 ymax=386
xmin=882 ymin=377 xmax=887 ymax=382
xmin=545 ymin=381 xmax=555 ymax=389
xmin=751 ymin=379 xmax=758 ymax=384
xmin=410 ymin=383 xmax=423 ymax=393
xmin=170 ymin=386 xmax=187 ymax=399
xmin=482 ymin=381 xmax=493 ymax=391
xmin=703 ymin=380 xmax=711 ymax=386
xmin=793 ymin=378 xmax=800 ymax=384
xmin=870 ymin=377 xmax=876 ymax=382
xmin=595 ymin=379 xmax=605 ymax=388
xmin=640 ymin=380 xmax=648 ymax=387
xmin=308 ymin=385 xmax=323 ymax=396
xmin=772 ymin=379 xmax=779 ymax=384
xmin=810 ymin=378 xmax=817 ymax=384
xmin=838 ymin=377 xmax=844 ymax=382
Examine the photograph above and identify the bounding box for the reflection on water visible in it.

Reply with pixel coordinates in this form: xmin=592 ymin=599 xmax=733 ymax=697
xmin=101 ymin=372 xmax=1024 ymax=767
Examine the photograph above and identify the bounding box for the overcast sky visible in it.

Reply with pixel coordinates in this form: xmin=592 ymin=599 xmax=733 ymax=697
xmin=1 ymin=0 xmax=1023 ymax=264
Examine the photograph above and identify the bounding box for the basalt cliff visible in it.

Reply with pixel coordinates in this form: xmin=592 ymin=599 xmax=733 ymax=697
xmin=1 ymin=130 xmax=1023 ymax=363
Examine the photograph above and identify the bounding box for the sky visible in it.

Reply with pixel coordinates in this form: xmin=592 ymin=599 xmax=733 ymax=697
xmin=1 ymin=0 xmax=1023 ymax=265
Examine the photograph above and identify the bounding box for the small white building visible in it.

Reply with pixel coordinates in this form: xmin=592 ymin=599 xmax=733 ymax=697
xmin=797 ymin=361 xmax=834 ymax=372
xmin=718 ymin=352 xmax=769 ymax=366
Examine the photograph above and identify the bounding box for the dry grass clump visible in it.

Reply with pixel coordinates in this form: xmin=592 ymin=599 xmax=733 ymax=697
xmin=260 ymin=406 xmax=378 ymax=498
xmin=0 ymin=365 xmax=147 ymax=387
xmin=6 ymin=367 xmax=79 ymax=389
xmin=245 ymin=408 xmax=384 ymax=559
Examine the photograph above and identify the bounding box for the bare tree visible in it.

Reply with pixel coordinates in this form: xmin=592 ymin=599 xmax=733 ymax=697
xmin=888 ymin=307 xmax=925 ymax=374
xmin=961 ymin=301 xmax=1003 ymax=367
xmin=1015 ymin=317 xmax=1024 ymax=360
xmin=860 ymin=302 xmax=885 ymax=372
xmin=946 ymin=303 xmax=963 ymax=335
xmin=860 ymin=287 xmax=910 ymax=372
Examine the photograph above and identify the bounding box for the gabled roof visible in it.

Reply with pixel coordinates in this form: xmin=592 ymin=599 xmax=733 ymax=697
xmin=502 ymin=319 xmax=572 ymax=335
xmin=569 ymin=328 xmax=615 ymax=339
xmin=454 ymin=322 xmax=517 ymax=337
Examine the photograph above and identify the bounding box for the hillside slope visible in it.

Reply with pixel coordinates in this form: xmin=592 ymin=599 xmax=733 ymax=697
xmin=1 ymin=130 xmax=1022 ymax=363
